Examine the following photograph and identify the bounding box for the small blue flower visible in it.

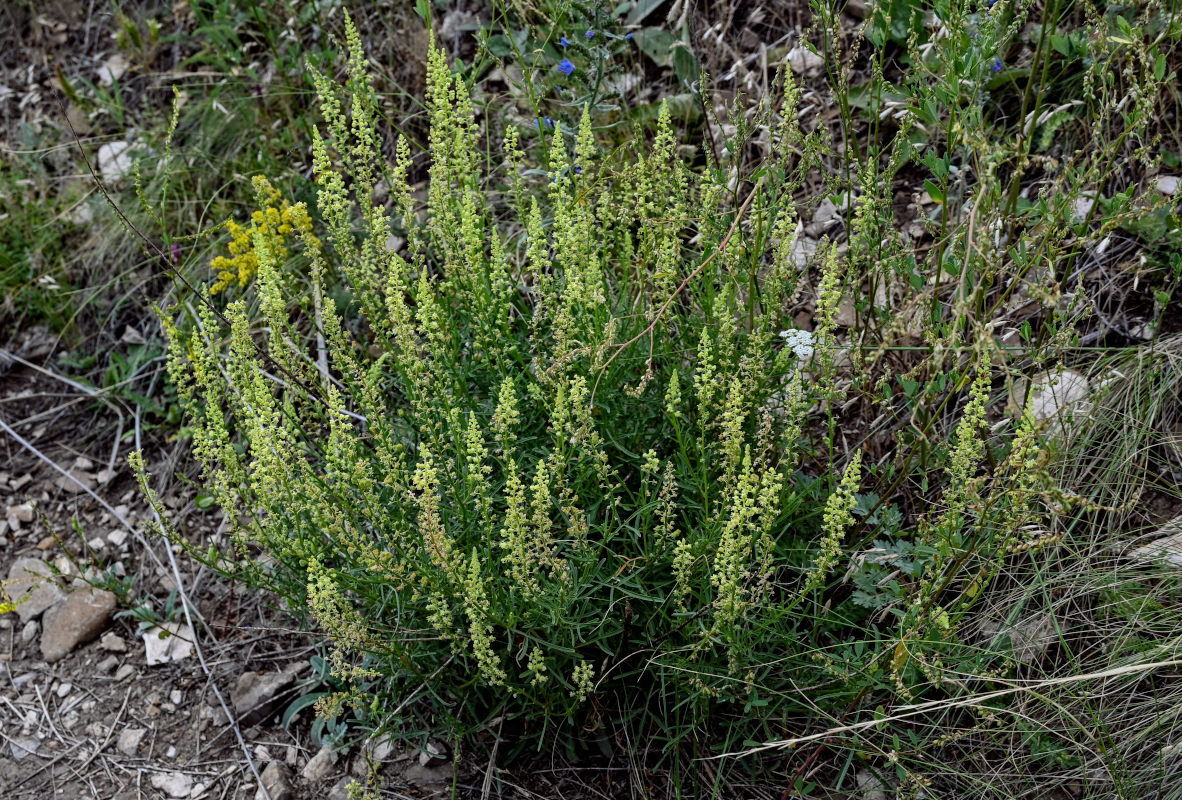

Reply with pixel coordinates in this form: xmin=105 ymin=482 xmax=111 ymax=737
xmin=991 ymin=58 xmax=1003 ymax=72
xmin=538 ymin=116 xmax=555 ymax=130
xmin=573 ymin=165 xmax=582 ymax=175
xmin=586 ymin=28 xmax=594 ymax=39
xmin=558 ymin=59 xmax=575 ymax=76
xmin=625 ymin=32 xmax=633 ymax=41
xmin=560 ymin=36 xmax=570 ymax=47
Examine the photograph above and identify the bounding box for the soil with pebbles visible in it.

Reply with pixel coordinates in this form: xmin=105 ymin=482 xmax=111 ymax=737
xmin=0 ymin=328 xmax=458 ymax=799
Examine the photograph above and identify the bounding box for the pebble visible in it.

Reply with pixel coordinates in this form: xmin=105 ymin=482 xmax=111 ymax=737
xmin=117 ymin=728 xmax=146 ymax=756
xmin=170 ymin=689 xmax=183 ymax=704
xmin=56 ymin=681 xmax=72 ymax=698
xmin=150 ymin=771 xmax=194 ymax=798
xmin=257 ymin=761 xmax=293 ymax=800
xmin=107 ymin=529 xmax=129 ymax=547
xmin=97 ymin=655 xmax=119 ymax=673
xmin=21 ymin=620 xmax=39 ymax=643
xmin=328 ymin=778 xmax=354 ymax=800
xmin=40 ymin=587 xmax=117 ymax=662
xmin=36 ymin=536 xmax=56 ymax=550
xmin=97 ymin=141 xmax=135 ymax=183
xmin=6 ymin=557 xmax=65 ymax=622
xmin=115 ymin=663 xmax=137 ymax=681
xmin=143 ymin=622 xmax=195 ymax=665
xmin=10 ymin=736 xmax=40 ymax=760
xmin=101 ymin=632 xmax=127 ymax=652
xmin=403 ymin=761 xmax=454 ymax=788
xmin=231 ymin=665 xmax=299 ymax=726
xmin=302 ymin=745 xmax=337 ymax=781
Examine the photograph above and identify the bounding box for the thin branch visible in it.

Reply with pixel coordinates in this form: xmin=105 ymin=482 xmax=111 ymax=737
xmin=591 ymin=178 xmax=764 ymax=406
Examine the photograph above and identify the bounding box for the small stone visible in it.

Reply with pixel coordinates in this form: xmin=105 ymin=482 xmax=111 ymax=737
xmin=96 ymin=468 xmax=118 ymax=485
xmin=117 ymin=728 xmax=146 ymax=756
xmin=285 ymin=745 xmax=298 ymax=767
xmin=107 ymin=529 xmax=129 ymax=547
xmin=7 ymin=503 xmax=33 ymax=522
xmin=328 ymin=777 xmax=353 ymax=800
xmin=1013 ymin=368 xmax=1090 ymax=424
xmin=56 ymin=681 xmax=72 ymax=698
xmin=834 ymin=295 xmax=857 ymax=328
xmin=96 ymin=53 xmax=129 ymax=87
xmin=143 ymin=622 xmax=195 ymax=665
xmin=87 ymin=537 xmax=106 ymax=551
xmin=403 ymin=761 xmax=454 ymax=788
xmin=370 ymin=735 xmax=396 ymax=763
xmin=40 ymin=587 xmax=116 ymax=662
xmin=787 ymin=44 xmax=824 ymax=76
xmin=166 ymin=745 xmax=177 ymax=758
xmin=981 ymin=612 xmax=1058 ymax=664
xmin=115 ymin=663 xmax=136 ymax=681
xmin=72 ymin=456 xmax=95 ymax=472
xmin=150 ymin=771 xmax=194 ymax=798
xmin=21 ymin=620 xmax=39 ymax=643
xmin=256 ymin=761 xmax=293 ymax=800
xmin=36 ymin=536 xmax=56 ymax=551
xmin=1072 ymin=192 xmax=1097 ymax=220
xmin=417 ymin=740 xmax=449 ymax=767
xmin=302 ymin=746 xmax=337 ymax=781
xmin=10 ymin=736 xmax=40 ymax=760
xmin=1130 ymin=516 xmax=1182 ymax=565
xmin=189 ymin=783 xmax=206 ymax=798
xmin=5 ymin=557 xmax=66 ymax=622
xmin=232 ymin=669 xmax=295 ymax=727
xmin=856 ymin=769 xmax=889 ymax=800
xmin=97 ymin=141 xmax=135 ymax=183
xmin=54 ymin=470 xmax=96 ymax=494
xmin=97 ymin=655 xmax=119 ymax=673
xmin=254 ymin=744 xmax=275 ymax=763
xmin=170 ymin=689 xmax=183 ymax=704
xmin=101 ymin=632 xmax=127 ymax=652
xmin=1156 ymin=175 xmax=1179 ymax=195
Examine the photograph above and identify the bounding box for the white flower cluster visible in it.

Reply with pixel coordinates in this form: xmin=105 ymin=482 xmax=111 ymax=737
xmin=778 ymin=328 xmax=815 ymax=363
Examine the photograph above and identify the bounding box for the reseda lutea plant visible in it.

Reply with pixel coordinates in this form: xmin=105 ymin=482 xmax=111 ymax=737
xmin=136 ymin=19 xmax=1057 ymax=758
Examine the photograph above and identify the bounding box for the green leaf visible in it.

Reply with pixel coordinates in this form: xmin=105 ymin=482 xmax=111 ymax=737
xmin=626 ymin=0 xmax=666 ymax=26
xmin=671 ymin=41 xmax=698 ymax=89
xmin=923 ymin=179 xmax=945 ymax=205
xmin=633 ymin=28 xmax=677 ymax=67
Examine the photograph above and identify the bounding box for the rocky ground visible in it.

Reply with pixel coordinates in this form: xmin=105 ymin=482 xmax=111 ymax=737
xmin=0 ymin=328 xmax=459 ymax=799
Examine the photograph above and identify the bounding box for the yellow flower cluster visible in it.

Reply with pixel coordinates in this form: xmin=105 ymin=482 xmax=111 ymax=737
xmin=210 ymin=176 xmax=318 ymax=294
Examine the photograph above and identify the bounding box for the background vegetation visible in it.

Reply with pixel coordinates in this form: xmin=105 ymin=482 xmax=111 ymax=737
xmin=4 ymin=0 xmax=1182 ymax=797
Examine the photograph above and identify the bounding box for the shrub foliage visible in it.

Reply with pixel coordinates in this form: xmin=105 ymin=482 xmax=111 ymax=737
xmin=139 ymin=13 xmax=1120 ymax=768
